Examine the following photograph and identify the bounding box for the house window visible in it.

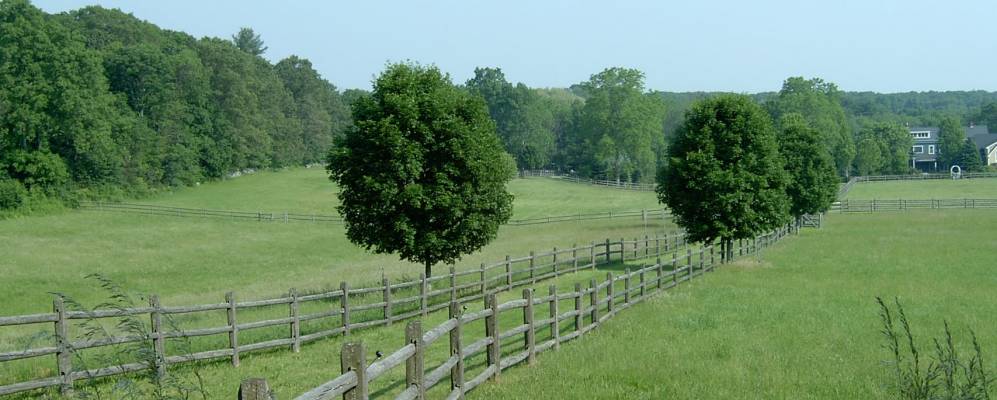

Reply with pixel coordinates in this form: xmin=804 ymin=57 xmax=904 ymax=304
xmin=928 ymin=145 xmax=935 ymax=155
xmin=911 ymin=131 xmax=931 ymax=139
xmin=913 ymin=145 xmax=924 ymax=154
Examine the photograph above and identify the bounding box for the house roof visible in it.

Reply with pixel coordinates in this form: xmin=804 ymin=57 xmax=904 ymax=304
xmin=970 ymin=133 xmax=997 ymax=150
xmin=909 ymin=127 xmax=938 ymax=143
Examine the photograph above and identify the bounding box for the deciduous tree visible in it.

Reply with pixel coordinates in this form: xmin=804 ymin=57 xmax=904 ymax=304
xmin=328 ymin=63 xmax=514 ymax=277
xmin=657 ymin=94 xmax=789 ymax=261
xmin=777 ymin=113 xmax=839 ymax=224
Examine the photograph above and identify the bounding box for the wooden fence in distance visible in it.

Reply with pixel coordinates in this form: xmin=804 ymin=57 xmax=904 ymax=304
xmin=518 ymin=170 xmax=657 ymax=191
xmin=0 ymin=232 xmax=701 ymax=397
xmin=831 ymin=198 xmax=997 ymax=213
xmin=78 ymin=201 xmax=671 ymax=226
xmin=276 ymin=225 xmax=796 ymax=400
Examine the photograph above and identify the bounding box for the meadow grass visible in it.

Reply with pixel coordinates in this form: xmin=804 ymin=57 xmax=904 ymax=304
xmin=846 ymin=177 xmax=997 ymax=199
xmin=138 ymin=167 xmax=663 ymax=219
xmin=470 ymin=210 xmax=997 ymax=399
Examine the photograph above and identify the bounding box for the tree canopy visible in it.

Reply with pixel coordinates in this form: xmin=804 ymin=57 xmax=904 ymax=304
xmin=937 ymin=116 xmax=965 ymax=168
xmin=657 ymin=94 xmax=789 ymax=259
xmin=232 ymin=27 xmax=267 ymax=56
xmin=327 ymin=63 xmax=514 ymax=276
xmin=0 ymin=2 xmax=350 ymax=211
xmin=777 ymin=113 xmax=839 ymax=219
xmin=570 ymin=68 xmax=665 ymax=182
xmin=766 ymin=77 xmax=854 ymax=177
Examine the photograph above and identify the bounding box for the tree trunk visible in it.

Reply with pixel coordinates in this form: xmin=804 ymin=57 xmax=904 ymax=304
xmin=425 ymin=261 xmax=432 ymax=278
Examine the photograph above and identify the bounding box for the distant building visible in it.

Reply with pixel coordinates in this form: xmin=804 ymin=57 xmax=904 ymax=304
xmin=908 ymin=124 xmax=997 ymax=171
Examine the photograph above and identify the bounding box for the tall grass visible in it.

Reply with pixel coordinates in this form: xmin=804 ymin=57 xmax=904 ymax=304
xmin=877 ymin=297 xmax=992 ymax=400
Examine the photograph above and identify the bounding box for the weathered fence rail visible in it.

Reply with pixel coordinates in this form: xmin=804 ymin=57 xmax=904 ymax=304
xmin=518 ymin=170 xmax=657 ymax=191
xmin=853 ymin=172 xmax=997 ymax=182
xmin=0 ymin=231 xmax=712 ymax=396
xmin=279 ymin=225 xmax=795 ymax=400
xmin=831 ymin=198 xmax=997 ymax=213
xmin=78 ymin=201 xmax=671 ymax=226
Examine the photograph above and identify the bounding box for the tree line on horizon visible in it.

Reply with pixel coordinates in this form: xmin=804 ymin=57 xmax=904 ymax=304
xmin=3 ymin=0 xmax=997 ymax=214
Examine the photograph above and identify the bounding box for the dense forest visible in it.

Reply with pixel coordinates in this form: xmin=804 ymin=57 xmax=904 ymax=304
xmin=0 ymin=0 xmax=350 ymax=211
xmin=3 ymin=0 xmax=997 ymax=214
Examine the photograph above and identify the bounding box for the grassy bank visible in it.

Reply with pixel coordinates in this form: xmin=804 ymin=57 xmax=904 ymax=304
xmin=470 ymin=210 xmax=997 ymax=399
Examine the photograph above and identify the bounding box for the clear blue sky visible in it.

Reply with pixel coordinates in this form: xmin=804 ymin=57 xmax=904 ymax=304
xmin=34 ymin=0 xmax=997 ymax=93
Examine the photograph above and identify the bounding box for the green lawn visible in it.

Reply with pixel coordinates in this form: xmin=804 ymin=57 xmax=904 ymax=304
xmin=470 ymin=210 xmax=997 ymax=399
xmin=139 ymin=167 xmax=663 ymax=220
xmin=846 ymin=177 xmax=997 ymax=199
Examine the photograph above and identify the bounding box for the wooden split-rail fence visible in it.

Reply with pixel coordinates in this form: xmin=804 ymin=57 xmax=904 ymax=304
xmin=242 ymin=225 xmax=797 ymax=400
xmin=0 ymin=230 xmax=737 ymax=397
xmin=78 ymin=201 xmax=671 ymax=226
xmin=518 ymin=170 xmax=657 ymax=191
xmin=831 ymin=198 xmax=997 ymax=213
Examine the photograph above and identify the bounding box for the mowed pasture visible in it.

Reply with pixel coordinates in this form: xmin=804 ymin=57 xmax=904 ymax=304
xmin=845 ymin=177 xmax=997 ymax=199
xmin=0 ymin=169 xmax=668 ymax=316
xmin=470 ymin=210 xmax=997 ymax=399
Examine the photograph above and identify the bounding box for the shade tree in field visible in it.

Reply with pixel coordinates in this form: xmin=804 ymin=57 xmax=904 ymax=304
xmin=766 ymin=77 xmax=855 ymax=177
xmin=657 ymin=94 xmax=790 ymax=261
xmin=776 ymin=113 xmax=839 ymax=225
xmin=327 ymin=63 xmax=514 ymax=277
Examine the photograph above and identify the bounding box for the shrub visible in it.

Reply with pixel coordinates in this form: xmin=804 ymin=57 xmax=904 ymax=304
xmin=0 ymin=178 xmax=27 ymax=210
xmin=2 ymin=150 xmax=70 ymax=190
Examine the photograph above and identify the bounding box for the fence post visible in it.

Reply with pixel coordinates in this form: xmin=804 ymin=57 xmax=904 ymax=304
xmin=53 ymin=297 xmax=73 ymax=396
xmin=479 ymin=263 xmax=487 ymax=295
xmin=449 ymin=266 xmax=457 ymax=304
xmin=406 ymin=320 xmax=426 ymax=397
xmin=572 ymin=244 xmax=578 ymax=272
xmin=686 ymin=249 xmax=693 ymax=280
xmin=574 ymin=283 xmax=583 ymax=333
xmin=549 ymin=285 xmax=559 ymax=350
xmin=606 ymin=272 xmax=615 ymax=315
xmin=656 ymin=236 xmax=661 ymax=256
xmin=529 ymin=251 xmax=536 ymax=284
xmin=633 ymin=237 xmax=638 ymax=259
xmin=505 ymin=255 xmax=513 ymax=290
xmin=589 ymin=279 xmax=598 ymax=325
xmin=623 ymin=268 xmax=631 ymax=306
xmin=523 ymin=289 xmax=536 ymax=365
xmin=699 ymin=249 xmax=705 ymax=276
xmin=665 ymin=234 xmax=671 ymax=252
xmin=656 ymin=257 xmax=664 ymax=289
xmin=645 ymin=235 xmax=650 ymax=257
xmin=225 ymin=292 xmax=240 ymax=367
xmin=605 ymin=239 xmax=611 ymax=263
xmin=340 ymin=282 xmax=351 ymax=335
xmin=639 ymin=268 xmax=646 ymax=299
xmin=149 ymin=295 xmax=166 ymax=379
xmin=485 ymin=294 xmax=500 ymax=382
xmin=590 ymin=242 xmax=596 ymax=269
xmin=290 ymin=288 xmax=300 ymax=352
xmin=552 ymin=247 xmax=559 ymax=276
xmin=382 ymin=278 xmax=392 ymax=326
xmin=420 ymin=273 xmax=428 ymax=317
xmin=672 ymin=255 xmax=679 ymax=285
xmin=449 ymin=302 xmax=464 ymax=398
xmin=238 ymin=378 xmax=272 ymax=400
xmin=342 ymin=342 xmax=368 ymax=400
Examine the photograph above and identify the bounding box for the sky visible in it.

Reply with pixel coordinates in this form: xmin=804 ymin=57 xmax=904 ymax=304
xmin=34 ymin=0 xmax=997 ymax=93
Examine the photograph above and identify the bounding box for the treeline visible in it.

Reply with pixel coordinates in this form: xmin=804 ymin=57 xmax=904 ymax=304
xmin=0 ymin=1 xmax=350 ymax=211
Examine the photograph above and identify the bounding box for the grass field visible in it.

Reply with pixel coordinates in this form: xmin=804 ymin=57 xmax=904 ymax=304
xmin=470 ymin=210 xmax=997 ymax=399
xmin=846 ymin=177 xmax=997 ymax=199
xmin=141 ymin=167 xmax=663 ymax=219
xmin=0 ymin=170 xmax=668 ymax=318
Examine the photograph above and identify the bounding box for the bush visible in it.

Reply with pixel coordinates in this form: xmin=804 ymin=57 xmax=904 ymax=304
xmin=0 ymin=178 xmax=26 ymax=210
xmin=2 ymin=150 xmax=70 ymax=190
